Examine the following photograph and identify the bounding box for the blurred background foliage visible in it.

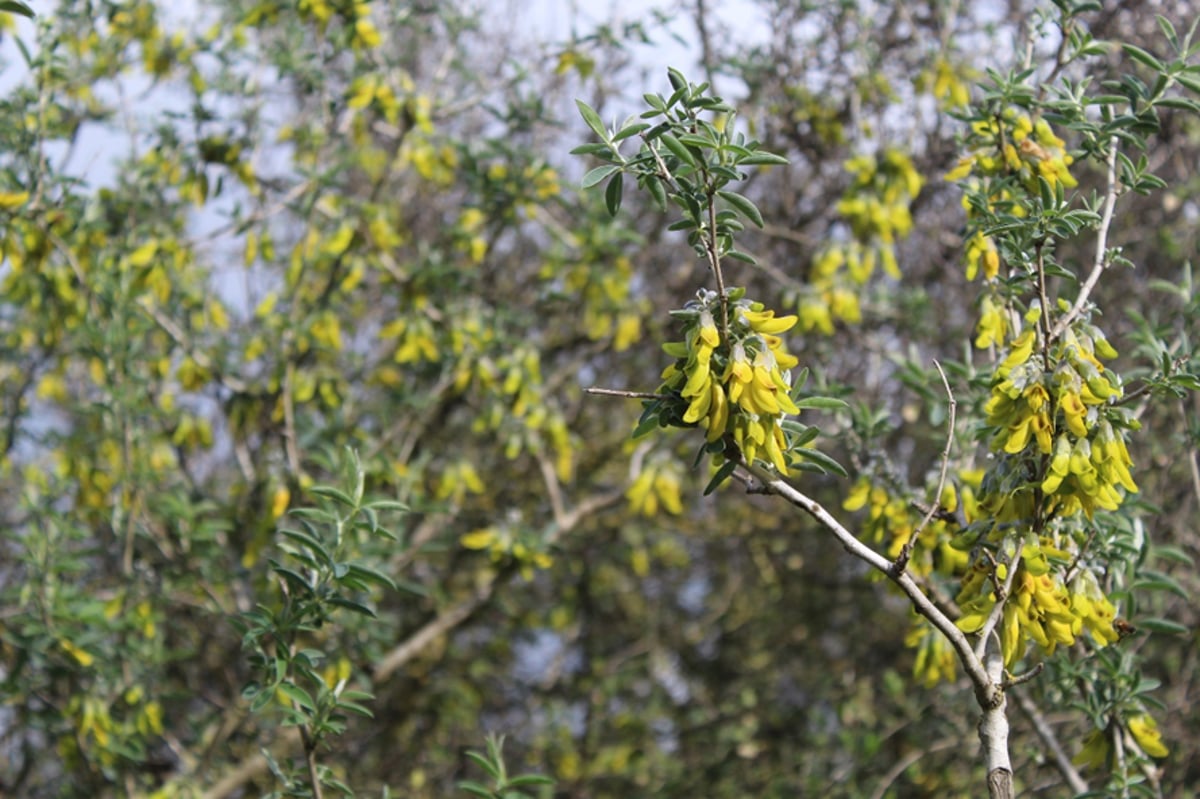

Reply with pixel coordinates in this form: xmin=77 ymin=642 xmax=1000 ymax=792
xmin=0 ymin=0 xmax=1197 ymax=796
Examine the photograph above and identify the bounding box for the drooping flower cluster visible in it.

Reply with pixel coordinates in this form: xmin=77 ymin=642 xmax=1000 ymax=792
xmin=946 ymin=109 xmax=1078 ymax=193
xmin=658 ymin=289 xmax=801 ymax=473
xmin=983 ymin=313 xmax=1139 ymax=520
xmin=842 ymin=477 xmax=974 ymax=576
xmin=947 ymin=110 xmax=1077 ymax=283
xmin=801 ymin=148 xmax=923 ymax=334
xmin=955 ymin=542 xmax=1125 ymax=669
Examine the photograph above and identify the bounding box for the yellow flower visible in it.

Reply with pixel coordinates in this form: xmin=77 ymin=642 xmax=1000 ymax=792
xmin=1127 ymin=714 xmax=1169 ymax=758
xmin=1058 ymin=390 xmax=1089 ymax=437
xmin=1073 ymin=728 xmax=1110 ymax=770
xmin=739 ymin=307 xmax=798 ymax=335
xmin=975 ymin=296 xmax=1008 ymax=348
xmin=1041 ymin=435 xmax=1071 ymax=494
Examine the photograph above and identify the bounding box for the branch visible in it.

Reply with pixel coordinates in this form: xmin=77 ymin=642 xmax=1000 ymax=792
xmin=980 ymin=641 xmax=1014 ymax=799
xmin=974 ymin=546 xmax=1022 ymax=663
xmin=1049 ymin=136 xmax=1120 ymax=340
xmin=192 ymin=482 xmax=621 ymax=799
xmin=1012 ymin=689 xmax=1088 ymax=795
xmin=742 ymin=465 xmax=998 ymax=709
xmin=374 ymin=587 xmax=487 ymax=681
xmin=895 ymin=361 xmax=956 ymax=574
xmin=870 ymin=737 xmax=961 ymax=799
xmin=199 ymin=728 xmax=301 ymax=799
xmin=585 ymin=387 xmax=666 ymax=400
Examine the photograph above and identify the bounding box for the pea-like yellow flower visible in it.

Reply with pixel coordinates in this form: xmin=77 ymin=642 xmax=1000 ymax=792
xmin=739 ymin=307 xmax=798 ymax=335
xmin=1073 ymin=728 xmax=1111 ymax=770
xmin=1127 ymin=714 xmax=1169 ymax=758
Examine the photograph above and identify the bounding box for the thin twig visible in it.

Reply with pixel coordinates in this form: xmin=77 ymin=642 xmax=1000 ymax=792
xmin=1001 ymin=662 xmax=1043 ymax=689
xmin=537 ymin=451 xmax=567 ymax=530
xmin=585 ymin=387 xmax=666 ymax=400
xmin=1049 ymin=137 xmax=1120 ymax=340
xmin=742 ymin=464 xmax=999 ymax=709
xmin=1035 ymin=243 xmax=1053 ymax=369
xmin=1012 ymin=689 xmax=1088 ymax=795
xmin=870 ymin=737 xmax=962 ymax=799
xmin=282 ymin=360 xmax=302 ymax=477
xmin=894 ymin=360 xmax=956 ymax=575
xmin=974 ymin=547 xmax=1023 ymax=663
xmin=704 ymin=188 xmax=730 ymax=336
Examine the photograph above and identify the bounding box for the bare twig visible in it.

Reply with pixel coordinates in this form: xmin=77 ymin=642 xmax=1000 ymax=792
xmin=281 ymin=360 xmax=302 ymax=477
xmin=374 ymin=587 xmax=487 ymax=682
xmin=870 ymin=737 xmax=961 ymax=799
xmin=537 ymin=451 xmax=567 ymax=529
xmin=895 ymin=361 xmax=956 ymax=574
xmin=585 ymin=387 xmax=666 ymax=400
xmin=975 ymin=547 xmax=1023 ymax=663
xmin=741 ymin=464 xmax=998 ymax=708
xmin=1049 ymin=136 xmax=1120 ymax=340
xmin=1012 ymin=689 xmax=1088 ymax=795
xmin=1001 ymin=662 xmax=1043 ymax=689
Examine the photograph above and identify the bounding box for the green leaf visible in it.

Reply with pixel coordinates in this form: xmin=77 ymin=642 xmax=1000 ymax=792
xmin=575 ymin=99 xmax=608 ymax=140
xmin=631 ymin=407 xmax=662 ymax=439
xmin=309 ymin=484 xmax=357 ymax=508
xmin=581 ymin=165 xmax=620 ymax=189
xmin=365 ymin=498 xmax=408 ymax=512
xmin=569 ymin=142 xmax=614 ymax=156
xmin=0 ymin=0 xmax=34 ymax=18
xmin=659 ymin=133 xmax=696 ymax=168
xmin=738 ymin=151 xmax=789 ymax=166
xmin=604 ymin=172 xmax=624 ymax=215
xmin=645 ymin=173 xmax=668 ymax=210
xmin=794 ymin=396 xmax=849 ymax=411
xmin=1155 ymin=15 xmax=1177 ymax=49
xmin=667 ymin=67 xmax=688 ymax=92
xmin=1131 ymin=571 xmax=1189 ymax=599
xmin=276 ymin=682 xmax=315 ymax=711
xmin=781 ymin=422 xmax=819 ymax=448
xmin=791 ymin=447 xmax=848 ymax=477
xmin=1121 ymin=43 xmax=1165 ymax=73
xmin=1177 ymin=73 xmax=1200 ymax=95
xmin=507 ymin=775 xmax=555 ymax=786
xmin=345 ymin=562 xmax=398 ymax=591
xmin=704 ymin=460 xmax=738 ymax=495
xmin=335 ymin=699 xmax=375 ymax=718
xmin=677 ymin=133 xmax=714 ymax=150
xmin=466 ymin=750 xmax=502 ymax=779
xmin=280 ymin=528 xmax=330 ymax=559
xmin=613 ymin=122 xmax=651 ymax=142
xmin=327 ymin=596 xmax=378 ymax=617
xmin=1151 ymin=545 xmax=1196 ymax=567
xmin=1136 ymin=617 xmax=1188 ymax=635
xmin=270 ymin=563 xmax=314 ymax=593
xmin=716 ymin=190 xmax=764 ymax=228
xmin=457 ymin=782 xmax=494 ymax=798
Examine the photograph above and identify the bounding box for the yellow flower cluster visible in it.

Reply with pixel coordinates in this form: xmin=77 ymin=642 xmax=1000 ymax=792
xmin=625 ymin=460 xmax=684 ymax=516
xmin=920 ymin=55 xmax=972 ymax=110
xmin=659 ymin=292 xmax=802 ymax=473
xmin=956 ymin=544 xmax=1123 ymax=668
xmin=1075 ymin=712 xmax=1169 ymax=770
xmin=966 ymin=231 xmax=1001 ymax=282
xmin=461 ymin=525 xmax=554 ymax=580
xmin=842 ymin=478 xmax=972 ymax=577
xmin=984 ymin=320 xmax=1138 ymax=519
xmin=800 ymin=149 xmax=922 ymax=335
xmin=947 ymin=110 xmax=1076 ymax=281
xmin=946 ymin=109 xmax=1077 ymax=193
xmin=906 ymin=621 xmax=958 ymax=687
